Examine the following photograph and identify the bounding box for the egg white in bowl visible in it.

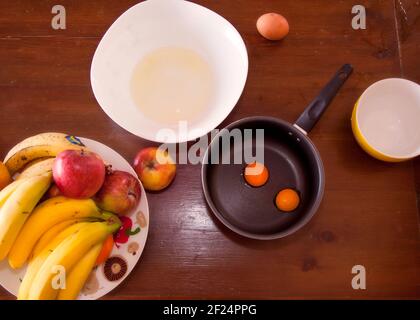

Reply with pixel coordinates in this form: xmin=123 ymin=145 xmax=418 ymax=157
xmin=91 ymin=0 xmax=248 ymax=143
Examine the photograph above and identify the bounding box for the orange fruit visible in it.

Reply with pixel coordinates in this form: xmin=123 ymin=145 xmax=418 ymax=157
xmin=275 ymin=188 xmax=300 ymax=212
xmin=0 ymin=161 xmax=11 ymax=191
xmin=244 ymin=162 xmax=269 ymax=187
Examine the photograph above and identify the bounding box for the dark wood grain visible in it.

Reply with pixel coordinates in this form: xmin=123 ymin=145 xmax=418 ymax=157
xmin=396 ymin=0 xmax=420 ymax=222
xmin=0 ymin=0 xmax=419 ymax=299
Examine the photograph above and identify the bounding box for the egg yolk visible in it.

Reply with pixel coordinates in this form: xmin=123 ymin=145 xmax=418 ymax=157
xmin=244 ymin=162 xmax=269 ymax=187
xmin=275 ymin=188 xmax=300 ymax=212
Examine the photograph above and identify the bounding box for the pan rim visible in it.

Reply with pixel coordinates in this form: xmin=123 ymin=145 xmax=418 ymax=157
xmin=201 ymin=116 xmax=325 ymax=240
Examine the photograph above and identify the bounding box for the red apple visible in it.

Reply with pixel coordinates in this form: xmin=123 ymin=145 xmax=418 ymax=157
xmin=133 ymin=147 xmax=176 ymax=191
xmin=95 ymin=170 xmax=141 ymax=215
xmin=53 ymin=150 xmax=105 ymax=199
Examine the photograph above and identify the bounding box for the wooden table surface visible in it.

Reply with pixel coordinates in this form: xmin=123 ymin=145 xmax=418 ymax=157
xmin=0 ymin=0 xmax=419 ymax=299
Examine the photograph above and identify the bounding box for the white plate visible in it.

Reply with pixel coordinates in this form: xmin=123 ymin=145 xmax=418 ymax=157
xmin=91 ymin=0 xmax=248 ymax=143
xmin=0 ymin=137 xmax=149 ymax=300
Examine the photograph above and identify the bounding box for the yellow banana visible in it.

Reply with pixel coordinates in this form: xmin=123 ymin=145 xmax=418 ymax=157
xmin=18 ymin=222 xmax=91 ymax=300
xmin=31 ymin=219 xmax=83 ymax=260
xmin=0 ymin=179 xmax=25 ymax=208
xmin=8 ymin=196 xmax=112 ymax=269
xmin=5 ymin=145 xmax=84 ymax=175
xmin=4 ymin=133 xmax=86 ymax=174
xmin=0 ymin=173 xmax=52 ymax=261
xmin=5 ymin=133 xmax=75 ymax=159
xmin=57 ymin=242 xmax=102 ymax=300
xmin=16 ymin=158 xmax=55 ymax=181
xmin=19 ymin=157 xmax=52 ymax=169
xmin=27 ymin=218 xmax=121 ymax=300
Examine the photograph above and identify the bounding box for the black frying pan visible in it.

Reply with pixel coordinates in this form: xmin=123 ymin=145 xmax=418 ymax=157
xmin=201 ymin=64 xmax=353 ymax=240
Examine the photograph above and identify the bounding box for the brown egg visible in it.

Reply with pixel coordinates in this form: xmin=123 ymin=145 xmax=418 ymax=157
xmin=256 ymin=13 xmax=289 ymax=41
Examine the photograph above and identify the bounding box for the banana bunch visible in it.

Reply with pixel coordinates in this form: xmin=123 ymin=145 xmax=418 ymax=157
xmin=18 ymin=215 xmax=121 ymax=300
xmin=4 ymin=132 xmax=86 ymax=175
xmin=8 ymin=196 xmax=114 ymax=269
xmin=5 ymin=195 xmax=121 ymax=300
xmin=8 ymin=196 xmax=121 ymax=300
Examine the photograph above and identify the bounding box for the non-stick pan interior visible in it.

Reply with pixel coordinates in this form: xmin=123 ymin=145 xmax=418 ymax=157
xmin=202 ymin=117 xmax=324 ymax=239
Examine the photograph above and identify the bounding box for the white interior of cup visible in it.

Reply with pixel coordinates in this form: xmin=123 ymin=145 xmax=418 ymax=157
xmin=91 ymin=0 xmax=248 ymax=143
xmin=356 ymin=78 xmax=420 ymax=158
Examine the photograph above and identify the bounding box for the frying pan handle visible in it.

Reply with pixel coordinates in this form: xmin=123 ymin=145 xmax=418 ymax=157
xmin=294 ymin=64 xmax=353 ymax=134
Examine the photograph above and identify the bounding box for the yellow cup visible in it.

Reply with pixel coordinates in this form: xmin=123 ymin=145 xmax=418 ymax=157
xmin=351 ymin=78 xmax=420 ymax=162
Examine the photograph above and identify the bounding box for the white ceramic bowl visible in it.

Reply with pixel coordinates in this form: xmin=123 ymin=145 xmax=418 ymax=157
xmin=352 ymin=78 xmax=420 ymax=161
xmin=91 ymin=0 xmax=248 ymax=143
